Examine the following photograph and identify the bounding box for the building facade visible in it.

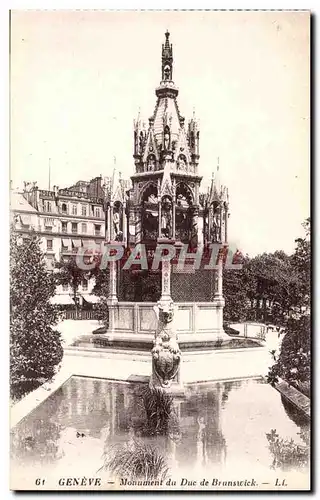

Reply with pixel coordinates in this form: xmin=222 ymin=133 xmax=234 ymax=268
xmin=11 ymin=176 xmax=112 ymax=306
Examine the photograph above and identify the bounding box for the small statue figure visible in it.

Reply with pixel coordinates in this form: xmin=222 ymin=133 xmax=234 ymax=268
xmin=139 ymin=132 xmax=145 ymax=155
xmin=177 ymin=155 xmax=186 ymax=171
xmin=151 ymin=301 xmax=181 ymax=388
xmin=115 ymin=230 xmax=123 ymax=242
xmin=164 ymin=65 xmax=170 ymax=80
xmin=210 ymin=204 xmax=221 ymax=242
xmin=113 ymin=211 xmax=120 ymax=236
xmin=161 ymin=200 xmax=172 ymax=238
xmin=164 ymin=126 xmax=170 ymax=151
xmin=147 ymin=155 xmax=156 ymax=171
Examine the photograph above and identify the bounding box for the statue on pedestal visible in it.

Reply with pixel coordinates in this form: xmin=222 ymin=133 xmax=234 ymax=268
xmin=151 ymin=301 xmax=181 ymax=389
xmin=161 ymin=197 xmax=172 ymax=238
xmin=113 ymin=211 xmax=120 ymax=236
xmin=210 ymin=204 xmax=221 ymax=243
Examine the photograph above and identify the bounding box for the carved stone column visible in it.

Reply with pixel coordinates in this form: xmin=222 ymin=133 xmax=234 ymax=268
xmin=224 ymin=204 xmax=229 ymax=243
xmin=108 ymin=260 xmax=118 ymax=304
xmin=172 ymin=200 xmax=176 ymax=240
xmin=158 ymin=198 xmax=162 ymax=238
xmin=160 ymin=259 xmax=171 ymax=303
xmin=219 ymin=204 xmax=223 ymax=243
xmin=106 ymin=204 xmax=111 ymax=242
xmin=110 ymin=202 xmax=114 ymax=241
xmin=215 ymin=253 xmax=223 ymax=298
xmin=123 ymin=201 xmax=127 ymax=245
xmin=190 ymin=206 xmax=198 ymax=248
xmin=135 ymin=207 xmax=142 ymax=244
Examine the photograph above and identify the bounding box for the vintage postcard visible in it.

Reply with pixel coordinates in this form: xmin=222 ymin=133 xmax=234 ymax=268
xmin=9 ymin=10 xmax=311 ymax=492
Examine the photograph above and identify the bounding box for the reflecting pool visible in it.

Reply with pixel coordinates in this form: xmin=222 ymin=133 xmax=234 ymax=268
xmin=11 ymin=377 xmax=310 ymax=490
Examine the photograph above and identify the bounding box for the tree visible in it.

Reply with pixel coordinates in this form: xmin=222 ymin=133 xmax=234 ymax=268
xmin=10 ymin=230 xmax=63 ymax=400
xmin=55 ymin=256 xmax=88 ymax=315
xmin=267 ymin=218 xmax=311 ymax=396
xmin=90 ymin=266 xmax=109 ymax=326
xmin=223 ymin=218 xmax=311 ymax=326
xmin=223 ymin=267 xmax=250 ymax=323
xmin=267 ymin=313 xmax=310 ymax=397
xmin=290 ymin=217 xmax=311 ymax=311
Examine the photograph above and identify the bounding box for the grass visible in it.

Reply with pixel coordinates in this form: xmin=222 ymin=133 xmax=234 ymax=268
xmin=100 ymin=440 xmax=169 ymax=482
xmin=142 ymin=386 xmax=175 ymax=436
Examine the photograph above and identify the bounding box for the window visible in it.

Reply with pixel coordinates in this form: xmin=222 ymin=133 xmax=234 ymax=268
xmin=94 ymin=207 xmax=101 ymax=218
xmin=47 ymin=239 xmax=53 ymax=250
xmin=61 ymin=203 xmax=68 ymax=214
xmin=81 ymin=205 xmax=87 ymax=216
xmin=72 ymin=223 xmax=78 ymax=234
xmin=82 ymin=279 xmax=88 ymax=291
xmin=94 ymin=224 xmax=101 ymax=236
xmin=62 ymin=221 xmax=68 ymax=233
xmin=46 ymin=226 xmax=53 ymax=232
xmin=44 ymin=201 xmax=52 ymax=212
xmin=62 ymin=283 xmax=68 ymax=291
xmin=62 ymin=245 xmax=68 ymax=252
xmin=81 ymin=223 xmax=87 ymax=234
xmin=72 ymin=204 xmax=77 ymax=215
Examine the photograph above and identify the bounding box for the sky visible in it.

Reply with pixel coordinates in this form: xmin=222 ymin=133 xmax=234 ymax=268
xmin=10 ymin=10 xmax=310 ymax=256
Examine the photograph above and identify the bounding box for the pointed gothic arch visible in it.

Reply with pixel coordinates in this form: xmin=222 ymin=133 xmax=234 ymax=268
xmin=139 ymin=182 xmax=158 ymax=204
xmin=140 ymin=183 xmax=158 ymax=241
xmin=175 ymin=182 xmax=194 ymax=243
xmin=175 ymin=182 xmax=194 ymax=206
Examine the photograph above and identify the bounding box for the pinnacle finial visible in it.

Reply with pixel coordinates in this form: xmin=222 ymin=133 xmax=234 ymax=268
xmin=161 ymin=30 xmax=173 ymax=82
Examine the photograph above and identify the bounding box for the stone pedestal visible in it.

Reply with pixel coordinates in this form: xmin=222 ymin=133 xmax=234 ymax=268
xmin=149 ymin=299 xmax=184 ymax=394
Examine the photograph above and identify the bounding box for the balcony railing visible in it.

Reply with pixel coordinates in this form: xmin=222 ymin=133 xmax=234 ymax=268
xmin=58 ymin=189 xmax=104 ymax=204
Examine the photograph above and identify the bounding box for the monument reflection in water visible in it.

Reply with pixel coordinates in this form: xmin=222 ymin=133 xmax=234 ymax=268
xmin=11 ymin=376 xmax=309 ymax=483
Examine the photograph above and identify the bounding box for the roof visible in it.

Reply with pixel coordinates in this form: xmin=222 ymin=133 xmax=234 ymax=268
xmin=10 ymin=191 xmax=37 ymax=213
xmin=153 ymin=96 xmax=181 ymax=145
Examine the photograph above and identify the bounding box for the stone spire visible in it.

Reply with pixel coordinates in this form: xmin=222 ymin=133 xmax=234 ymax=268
xmin=132 ymin=32 xmax=201 ymax=177
xmin=156 ymin=31 xmax=179 ymax=100
xmin=161 ymin=30 xmax=173 ymax=82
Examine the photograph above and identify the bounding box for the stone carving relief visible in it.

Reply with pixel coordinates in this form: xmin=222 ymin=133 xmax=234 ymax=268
xmin=161 ymin=196 xmax=172 ymax=238
xmin=146 ymin=154 xmax=156 ymax=172
xmin=177 ymin=154 xmax=187 ymax=171
xmin=151 ymin=301 xmax=181 ymax=388
xmin=210 ymin=202 xmax=221 ymax=243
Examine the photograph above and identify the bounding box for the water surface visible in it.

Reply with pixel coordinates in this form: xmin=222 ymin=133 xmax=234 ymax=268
xmin=11 ymin=377 xmax=309 ymax=488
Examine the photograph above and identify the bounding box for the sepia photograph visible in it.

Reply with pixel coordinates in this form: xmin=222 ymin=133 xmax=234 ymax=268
xmin=9 ymin=10 xmax=310 ymax=491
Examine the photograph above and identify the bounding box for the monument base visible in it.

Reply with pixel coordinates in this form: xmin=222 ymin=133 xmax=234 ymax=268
xmin=102 ymin=300 xmax=228 ymax=341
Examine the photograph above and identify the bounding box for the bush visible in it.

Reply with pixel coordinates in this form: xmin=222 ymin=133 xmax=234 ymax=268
xmin=10 ymin=231 xmax=63 ymax=400
xmin=266 ymin=428 xmax=309 ymax=471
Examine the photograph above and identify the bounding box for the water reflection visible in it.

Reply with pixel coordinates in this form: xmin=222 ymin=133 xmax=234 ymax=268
xmin=11 ymin=377 xmax=310 ymax=478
